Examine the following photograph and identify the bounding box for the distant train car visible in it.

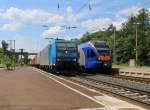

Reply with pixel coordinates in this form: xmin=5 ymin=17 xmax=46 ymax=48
xmin=29 ymin=56 xmax=37 ymax=65
xmin=78 ymin=40 xmax=112 ymax=73
xmin=37 ymin=39 xmax=78 ymax=73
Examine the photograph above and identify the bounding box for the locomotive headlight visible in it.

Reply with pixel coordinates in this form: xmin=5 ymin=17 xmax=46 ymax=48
xmin=73 ymin=58 xmax=76 ymax=61
xmin=57 ymin=59 xmax=61 ymax=61
xmin=98 ymin=57 xmax=101 ymax=60
xmin=104 ymin=63 xmax=108 ymax=66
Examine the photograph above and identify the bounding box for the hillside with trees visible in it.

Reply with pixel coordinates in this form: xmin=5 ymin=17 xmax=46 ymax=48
xmin=78 ymin=8 xmax=150 ymax=65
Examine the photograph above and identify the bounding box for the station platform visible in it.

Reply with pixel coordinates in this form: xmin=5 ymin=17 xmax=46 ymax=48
xmin=0 ymin=67 xmax=147 ymax=110
xmin=113 ymin=65 xmax=150 ymax=78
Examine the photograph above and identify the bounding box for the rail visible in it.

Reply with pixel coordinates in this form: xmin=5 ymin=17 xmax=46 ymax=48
xmin=68 ymin=74 xmax=150 ymax=106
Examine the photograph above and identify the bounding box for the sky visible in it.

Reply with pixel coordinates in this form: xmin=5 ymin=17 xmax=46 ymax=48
xmin=0 ymin=0 xmax=150 ymax=52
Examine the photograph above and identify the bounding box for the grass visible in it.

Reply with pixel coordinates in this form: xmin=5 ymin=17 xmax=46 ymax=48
xmin=0 ymin=64 xmax=5 ymax=68
xmin=112 ymin=63 xmax=129 ymax=69
xmin=113 ymin=63 xmax=150 ymax=70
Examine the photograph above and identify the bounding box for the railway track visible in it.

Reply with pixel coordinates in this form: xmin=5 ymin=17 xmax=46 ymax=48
xmin=38 ymin=67 xmax=150 ymax=106
xmin=67 ymin=74 xmax=150 ymax=106
xmin=110 ymin=74 xmax=150 ymax=83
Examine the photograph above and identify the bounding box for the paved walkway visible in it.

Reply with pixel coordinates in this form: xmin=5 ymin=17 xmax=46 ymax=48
xmin=0 ymin=67 xmax=147 ymax=110
xmin=0 ymin=67 xmax=102 ymax=110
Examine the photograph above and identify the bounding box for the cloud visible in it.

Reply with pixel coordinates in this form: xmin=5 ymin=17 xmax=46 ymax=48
xmin=81 ymin=18 xmax=112 ymax=30
xmin=113 ymin=18 xmax=127 ymax=30
xmin=0 ymin=7 xmax=64 ymax=24
xmin=66 ymin=6 xmax=73 ymax=13
xmin=75 ymin=33 xmax=85 ymax=39
xmin=42 ymin=26 xmax=64 ymax=38
xmin=63 ymin=6 xmax=96 ymax=25
xmin=117 ymin=6 xmax=142 ymax=18
xmin=12 ymin=34 xmax=47 ymax=52
xmin=81 ymin=17 xmax=127 ymax=31
xmin=0 ymin=22 xmax=23 ymax=31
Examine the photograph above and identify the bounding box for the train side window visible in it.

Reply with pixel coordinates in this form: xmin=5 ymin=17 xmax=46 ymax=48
xmin=87 ymin=49 xmax=96 ymax=58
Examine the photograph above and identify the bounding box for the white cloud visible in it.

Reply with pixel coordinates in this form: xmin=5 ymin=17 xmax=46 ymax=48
xmin=64 ymin=6 xmax=96 ymax=25
xmin=66 ymin=6 xmax=73 ymax=13
xmin=117 ymin=6 xmax=142 ymax=18
xmin=75 ymin=33 xmax=85 ymax=39
xmin=81 ymin=17 xmax=127 ymax=31
xmin=0 ymin=7 xmax=64 ymax=24
xmin=42 ymin=26 xmax=64 ymax=38
xmin=82 ymin=18 xmax=112 ymax=30
xmin=113 ymin=18 xmax=127 ymax=30
xmin=0 ymin=22 xmax=23 ymax=31
xmin=13 ymin=34 xmax=47 ymax=52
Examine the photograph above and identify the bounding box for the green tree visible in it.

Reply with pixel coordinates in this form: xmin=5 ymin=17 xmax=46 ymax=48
xmin=1 ymin=40 xmax=8 ymax=53
xmin=78 ymin=8 xmax=150 ymax=64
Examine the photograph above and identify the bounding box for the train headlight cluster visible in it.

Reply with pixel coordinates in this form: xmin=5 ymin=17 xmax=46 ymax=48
xmin=73 ymin=59 xmax=76 ymax=61
xmin=57 ymin=59 xmax=61 ymax=61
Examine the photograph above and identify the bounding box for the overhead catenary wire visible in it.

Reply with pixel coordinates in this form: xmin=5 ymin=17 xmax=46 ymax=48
xmin=56 ymin=0 xmax=93 ymax=34
xmin=76 ymin=0 xmax=92 ymax=13
xmin=57 ymin=0 xmax=92 ymax=12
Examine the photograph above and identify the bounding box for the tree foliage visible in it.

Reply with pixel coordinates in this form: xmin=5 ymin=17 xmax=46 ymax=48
xmin=0 ymin=49 xmax=11 ymax=65
xmin=1 ymin=40 xmax=8 ymax=53
xmin=78 ymin=8 xmax=150 ymax=64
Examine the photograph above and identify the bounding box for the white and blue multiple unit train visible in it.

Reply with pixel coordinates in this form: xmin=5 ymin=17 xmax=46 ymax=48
xmin=78 ymin=40 xmax=112 ymax=73
xmin=37 ymin=39 xmax=79 ymax=73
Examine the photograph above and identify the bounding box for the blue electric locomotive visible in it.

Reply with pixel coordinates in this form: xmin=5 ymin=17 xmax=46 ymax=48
xmin=78 ymin=40 xmax=112 ymax=73
xmin=37 ymin=39 xmax=78 ymax=73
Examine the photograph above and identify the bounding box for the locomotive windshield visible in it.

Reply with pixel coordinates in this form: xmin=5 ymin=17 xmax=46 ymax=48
xmin=56 ymin=41 xmax=77 ymax=57
xmin=57 ymin=42 xmax=76 ymax=50
xmin=93 ymin=41 xmax=110 ymax=56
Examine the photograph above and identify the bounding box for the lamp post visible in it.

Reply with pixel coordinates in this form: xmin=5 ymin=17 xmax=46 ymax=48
xmin=7 ymin=40 xmax=16 ymax=69
xmin=113 ymin=27 xmax=116 ymax=64
xmin=19 ymin=48 xmax=25 ymax=65
xmin=133 ymin=22 xmax=141 ymax=66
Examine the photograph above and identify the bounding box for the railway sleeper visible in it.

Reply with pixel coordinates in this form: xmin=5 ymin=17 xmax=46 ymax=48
xmin=135 ymin=95 xmax=148 ymax=99
xmin=143 ymin=99 xmax=150 ymax=102
xmin=124 ymin=93 xmax=139 ymax=96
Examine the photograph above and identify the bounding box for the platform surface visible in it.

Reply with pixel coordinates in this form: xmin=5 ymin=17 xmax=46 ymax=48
xmin=0 ymin=67 xmax=147 ymax=110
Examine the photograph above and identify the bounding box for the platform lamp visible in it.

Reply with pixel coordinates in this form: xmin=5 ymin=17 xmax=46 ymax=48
xmin=133 ymin=22 xmax=141 ymax=66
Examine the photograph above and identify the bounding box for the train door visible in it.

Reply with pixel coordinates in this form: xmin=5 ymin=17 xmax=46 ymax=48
xmin=49 ymin=44 xmax=52 ymax=65
xmin=86 ymin=49 xmax=99 ymax=69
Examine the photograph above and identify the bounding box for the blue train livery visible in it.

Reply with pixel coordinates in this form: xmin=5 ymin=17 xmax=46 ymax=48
xmin=37 ymin=39 xmax=78 ymax=73
xmin=78 ymin=40 xmax=112 ymax=73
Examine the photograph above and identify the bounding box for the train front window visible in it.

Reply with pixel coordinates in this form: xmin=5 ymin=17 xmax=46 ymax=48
xmin=98 ymin=50 xmax=109 ymax=56
xmin=57 ymin=42 xmax=66 ymax=51
xmin=95 ymin=44 xmax=109 ymax=49
xmin=87 ymin=49 xmax=96 ymax=58
xmin=66 ymin=42 xmax=76 ymax=48
xmin=57 ymin=43 xmax=66 ymax=47
xmin=57 ymin=42 xmax=76 ymax=50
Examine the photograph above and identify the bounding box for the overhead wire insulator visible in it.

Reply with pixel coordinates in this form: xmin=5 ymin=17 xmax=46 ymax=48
xmin=57 ymin=3 xmax=60 ymax=9
xmin=88 ymin=0 xmax=92 ymax=11
xmin=89 ymin=4 xmax=92 ymax=11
